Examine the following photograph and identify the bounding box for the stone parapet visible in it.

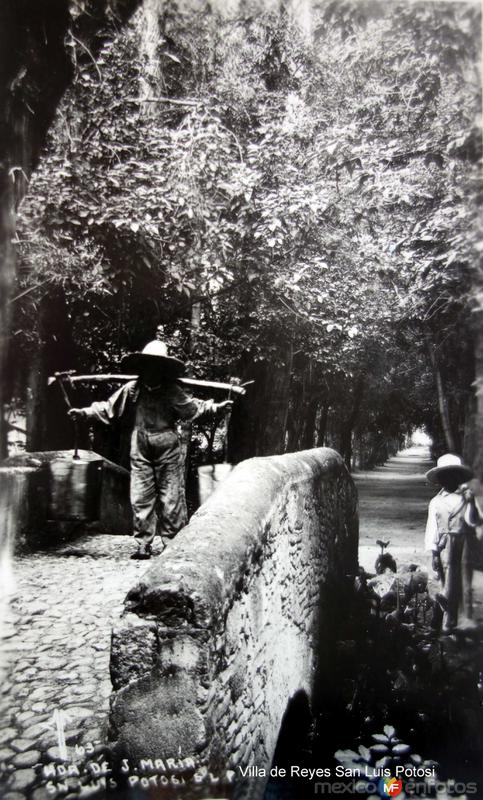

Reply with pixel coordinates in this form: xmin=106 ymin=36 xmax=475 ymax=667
xmin=109 ymin=447 xmax=358 ymax=798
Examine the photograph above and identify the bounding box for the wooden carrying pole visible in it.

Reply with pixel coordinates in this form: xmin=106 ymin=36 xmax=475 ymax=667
xmin=49 ymin=374 xmax=248 ymax=396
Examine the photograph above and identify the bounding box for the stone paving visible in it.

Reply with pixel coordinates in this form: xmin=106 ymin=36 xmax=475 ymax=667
xmin=0 ymin=534 xmax=158 ymax=799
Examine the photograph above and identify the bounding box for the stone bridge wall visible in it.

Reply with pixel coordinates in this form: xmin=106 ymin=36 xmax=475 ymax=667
xmin=109 ymin=447 xmax=358 ymax=798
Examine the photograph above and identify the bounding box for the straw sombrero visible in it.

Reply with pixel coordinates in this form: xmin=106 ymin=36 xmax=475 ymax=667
xmin=425 ymin=453 xmax=473 ymax=485
xmin=121 ymin=340 xmax=185 ymax=377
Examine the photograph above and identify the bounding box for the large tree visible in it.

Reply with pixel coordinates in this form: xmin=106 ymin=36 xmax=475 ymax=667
xmin=8 ymin=0 xmax=481 ymax=465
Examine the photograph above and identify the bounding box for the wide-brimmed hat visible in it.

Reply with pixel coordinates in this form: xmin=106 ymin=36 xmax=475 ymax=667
xmin=121 ymin=340 xmax=185 ymax=377
xmin=425 ymin=453 xmax=473 ymax=485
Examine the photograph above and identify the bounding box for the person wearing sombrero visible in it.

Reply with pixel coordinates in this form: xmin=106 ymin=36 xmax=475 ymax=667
xmin=425 ymin=453 xmax=482 ymax=632
xmin=68 ymin=339 xmax=232 ymax=560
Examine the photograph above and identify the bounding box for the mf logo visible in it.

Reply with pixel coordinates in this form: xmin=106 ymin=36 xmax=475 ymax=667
xmin=379 ymin=777 xmax=403 ymax=797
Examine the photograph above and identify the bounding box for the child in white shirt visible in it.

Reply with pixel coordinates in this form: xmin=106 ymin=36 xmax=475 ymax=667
xmin=425 ymin=454 xmax=481 ymax=632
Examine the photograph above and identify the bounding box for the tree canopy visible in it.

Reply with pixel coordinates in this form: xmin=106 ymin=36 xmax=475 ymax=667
xmin=9 ymin=0 xmax=482 ymax=464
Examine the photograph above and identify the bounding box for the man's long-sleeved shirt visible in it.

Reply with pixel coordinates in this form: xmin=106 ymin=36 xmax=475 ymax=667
xmin=424 ymin=488 xmax=482 ymax=552
xmin=83 ymin=379 xmax=215 ymax=432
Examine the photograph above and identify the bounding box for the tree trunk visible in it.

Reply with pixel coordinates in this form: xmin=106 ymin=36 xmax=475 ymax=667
xmin=285 ymin=371 xmax=304 ymax=452
xmin=472 ymin=302 xmax=483 ymax=481
xmin=27 ymin=289 xmax=77 ymax=451
xmin=0 ymin=174 xmax=15 ymax=459
xmin=228 ymin=349 xmax=293 ymax=462
xmin=301 ymin=396 xmax=319 ymax=450
xmin=340 ymin=374 xmax=365 ymax=469
xmin=179 ymin=301 xmax=202 ymax=485
xmin=316 ymin=401 xmax=330 ymax=447
xmin=425 ymin=333 xmax=456 ymax=453
xmin=262 ymin=348 xmax=293 ymax=456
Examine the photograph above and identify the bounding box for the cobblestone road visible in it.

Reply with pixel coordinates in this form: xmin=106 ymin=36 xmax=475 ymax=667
xmin=0 ymin=535 xmax=158 ymax=800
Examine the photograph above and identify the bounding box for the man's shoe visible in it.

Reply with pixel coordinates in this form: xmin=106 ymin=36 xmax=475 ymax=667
xmin=130 ymin=544 xmax=152 ymax=560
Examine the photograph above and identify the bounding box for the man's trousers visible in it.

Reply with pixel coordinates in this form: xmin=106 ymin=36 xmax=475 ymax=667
xmin=439 ymin=532 xmax=473 ymax=629
xmin=130 ymin=428 xmax=188 ymax=546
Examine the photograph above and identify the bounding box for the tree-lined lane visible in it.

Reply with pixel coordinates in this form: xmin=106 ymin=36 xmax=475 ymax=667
xmin=355 ymin=445 xmax=483 ymax=624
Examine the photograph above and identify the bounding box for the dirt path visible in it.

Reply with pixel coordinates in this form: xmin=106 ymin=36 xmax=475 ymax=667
xmin=354 ymin=444 xmax=483 ymax=624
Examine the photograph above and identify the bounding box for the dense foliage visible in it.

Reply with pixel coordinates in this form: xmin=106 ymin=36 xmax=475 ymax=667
xmin=10 ymin=0 xmax=482 ymax=463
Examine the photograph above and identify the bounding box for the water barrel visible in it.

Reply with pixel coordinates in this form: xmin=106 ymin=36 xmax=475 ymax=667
xmin=47 ymin=456 xmax=103 ymax=522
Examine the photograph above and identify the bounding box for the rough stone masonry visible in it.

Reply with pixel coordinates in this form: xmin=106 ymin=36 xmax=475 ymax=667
xmin=109 ymin=447 xmax=358 ymax=798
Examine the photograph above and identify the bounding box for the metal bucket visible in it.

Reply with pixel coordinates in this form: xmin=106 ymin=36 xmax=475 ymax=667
xmin=47 ymin=457 xmax=103 ymax=522
xmin=197 ymin=463 xmax=232 ymax=506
